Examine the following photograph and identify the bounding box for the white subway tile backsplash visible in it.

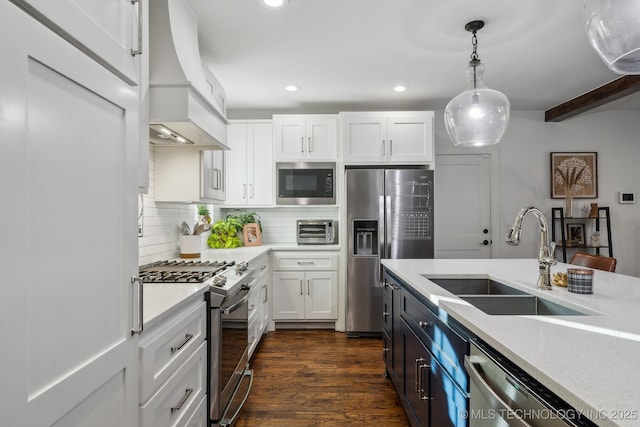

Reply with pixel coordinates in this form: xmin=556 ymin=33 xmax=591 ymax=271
xmin=223 ymin=207 xmax=339 ymax=244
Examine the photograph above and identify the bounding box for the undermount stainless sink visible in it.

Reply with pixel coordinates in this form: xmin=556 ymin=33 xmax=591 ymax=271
xmin=460 ymin=295 xmax=587 ymax=316
xmin=423 ymin=276 xmax=588 ymax=316
xmin=424 ymin=277 xmax=528 ymax=296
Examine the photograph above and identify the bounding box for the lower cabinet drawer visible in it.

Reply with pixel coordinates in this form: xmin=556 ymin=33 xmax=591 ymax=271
xmin=139 ymin=300 xmax=207 ymax=403
xmin=140 ymin=341 xmax=207 ymax=427
xmin=271 ymin=252 xmax=338 ymax=270
xmin=183 ymin=394 xmax=208 ymax=427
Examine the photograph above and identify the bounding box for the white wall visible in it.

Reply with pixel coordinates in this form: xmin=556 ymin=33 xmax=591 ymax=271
xmin=435 ymin=109 xmax=640 ymax=276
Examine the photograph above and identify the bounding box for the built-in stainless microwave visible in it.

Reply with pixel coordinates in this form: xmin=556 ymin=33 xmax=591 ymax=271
xmin=276 ymin=162 xmax=336 ymax=205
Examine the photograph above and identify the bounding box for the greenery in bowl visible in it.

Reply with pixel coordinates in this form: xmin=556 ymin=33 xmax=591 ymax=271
xmin=207 ymin=210 xmax=262 ymax=249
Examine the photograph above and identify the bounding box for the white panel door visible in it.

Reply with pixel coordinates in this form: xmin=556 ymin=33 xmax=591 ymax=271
xmin=435 ymin=154 xmax=492 ymax=259
xmin=0 ymin=3 xmax=139 ymax=425
xmin=272 ymin=272 xmax=305 ymax=320
xmin=10 ymin=0 xmax=141 ymax=84
xmin=305 ymin=271 xmax=338 ymax=320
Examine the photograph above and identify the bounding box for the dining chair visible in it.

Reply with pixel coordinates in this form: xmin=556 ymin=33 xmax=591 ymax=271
xmin=568 ymin=252 xmax=617 ymax=272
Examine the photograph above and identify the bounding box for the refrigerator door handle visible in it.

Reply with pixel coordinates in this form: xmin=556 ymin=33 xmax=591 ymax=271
xmin=378 ymin=195 xmax=386 ymax=257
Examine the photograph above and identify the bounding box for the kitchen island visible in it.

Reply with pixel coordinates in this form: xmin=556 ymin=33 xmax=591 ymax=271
xmin=381 ymin=258 xmax=640 ymax=427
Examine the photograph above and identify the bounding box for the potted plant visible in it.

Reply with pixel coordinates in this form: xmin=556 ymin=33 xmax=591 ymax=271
xmin=197 ymin=204 xmax=212 ymax=224
xmin=207 ymin=210 xmax=262 ymax=249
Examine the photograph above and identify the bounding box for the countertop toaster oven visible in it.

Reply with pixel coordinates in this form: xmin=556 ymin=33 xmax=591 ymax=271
xmin=296 ymin=220 xmax=337 ymax=245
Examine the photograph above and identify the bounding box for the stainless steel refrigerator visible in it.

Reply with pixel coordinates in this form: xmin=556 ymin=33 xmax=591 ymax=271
xmin=346 ymin=168 xmax=434 ymax=336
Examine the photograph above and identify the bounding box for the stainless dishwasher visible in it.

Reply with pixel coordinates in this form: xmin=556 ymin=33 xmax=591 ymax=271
xmin=464 ymin=341 xmax=597 ymax=427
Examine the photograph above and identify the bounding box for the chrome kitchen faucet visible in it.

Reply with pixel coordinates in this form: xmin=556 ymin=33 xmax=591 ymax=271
xmin=506 ymin=206 xmax=557 ymax=290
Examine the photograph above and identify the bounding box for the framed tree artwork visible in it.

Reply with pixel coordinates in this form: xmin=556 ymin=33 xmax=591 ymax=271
xmin=550 ymin=152 xmax=598 ymax=199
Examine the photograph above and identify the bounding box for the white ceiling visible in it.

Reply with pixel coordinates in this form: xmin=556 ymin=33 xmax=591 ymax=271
xmin=187 ymin=0 xmax=636 ymax=119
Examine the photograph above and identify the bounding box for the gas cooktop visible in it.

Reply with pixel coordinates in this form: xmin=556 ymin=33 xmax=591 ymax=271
xmin=139 ymin=259 xmax=253 ymax=298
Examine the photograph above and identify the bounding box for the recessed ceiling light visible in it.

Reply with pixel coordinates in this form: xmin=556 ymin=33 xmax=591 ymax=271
xmin=261 ymin=0 xmax=287 ymax=9
xmin=285 ymin=85 xmax=300 ymax=92
xmin=393 ymin=85 xmax=409 ymax=93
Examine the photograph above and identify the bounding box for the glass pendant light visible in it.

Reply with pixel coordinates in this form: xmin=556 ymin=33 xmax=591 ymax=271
xmin=584 ymin=0 xmax=640 ymax=74
xmin=444 ymin=20 xmax=510 ymax=147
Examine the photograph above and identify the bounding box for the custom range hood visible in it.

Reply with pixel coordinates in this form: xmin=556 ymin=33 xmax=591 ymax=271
xmin=149 ymin=0 xmax=229 ymax=149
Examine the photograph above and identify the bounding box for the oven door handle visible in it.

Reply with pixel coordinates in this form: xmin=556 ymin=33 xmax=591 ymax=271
xmin=222 ymin=293 xmax=249 ymax=315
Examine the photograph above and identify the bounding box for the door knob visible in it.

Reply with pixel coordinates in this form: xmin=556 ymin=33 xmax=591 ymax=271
xmin=481 ymin=240 xmax=490 ymax=246
xmin=483 ymin=229 xmax=489 ymax=234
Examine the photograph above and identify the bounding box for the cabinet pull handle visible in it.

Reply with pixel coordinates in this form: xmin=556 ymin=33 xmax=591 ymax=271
xmin=130 ymin=276 xmax=143 ymax=335
xmin=262 ymin=284 xmax=268 ymax=303
xmin=418 ymin=321 xmax=432 ymax=329
xmin=382 ymin=311 xmax=389 ymax=318
xmin=297 ymin=261 xmax=315 ymax=265
xmin=170 ymin=388 xmax=193 ymax=414
xmin=242 ymin=184 xmax=246 ymax=199
xmin=418 ymin=361 xmax=431 ymax=400
xmin=308 ymin=136 xmax=313 ymax=153
xmin=170 ymin=333 xmax=193 ymax=353
xmin=300 ymin=280 xmax=303 ymax=295
xmin=307 ymin=279 xmax=310 ymax=295
xmin=415 ymin=358 xmax=423 ymax=393
xmin=210 ymin=169 xmax=216 ymax=190
xmin=130 ymin=0 xmax=143 ymax=56
xmin=250 ymin=183 xmax=254 ymax=198
xmin=381 ymin=139 xmax=386 ymax=156
xmin=301 ymin=137 xmax=305 ymax=153
xmin=389 ymin=139 xmax=393 ymax=155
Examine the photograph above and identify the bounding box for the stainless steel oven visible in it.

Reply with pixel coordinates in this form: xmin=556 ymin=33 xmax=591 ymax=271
xmin=276 ymin=162 xmax=336 ymax=205
xmin=207 ymin=267 xmax=255 ymax=427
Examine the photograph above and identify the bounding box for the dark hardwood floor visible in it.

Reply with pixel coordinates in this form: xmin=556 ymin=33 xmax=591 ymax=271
xmin=235 ymin=330 xmax=409 ymax=426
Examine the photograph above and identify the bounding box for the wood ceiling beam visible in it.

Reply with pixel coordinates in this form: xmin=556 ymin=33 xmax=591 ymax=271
xmin=545 ymin=75 xmax=640 ymax=122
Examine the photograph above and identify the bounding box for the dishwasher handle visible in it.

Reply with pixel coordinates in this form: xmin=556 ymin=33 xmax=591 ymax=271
xmin=464 ymin=355 xmax=532 ymax=427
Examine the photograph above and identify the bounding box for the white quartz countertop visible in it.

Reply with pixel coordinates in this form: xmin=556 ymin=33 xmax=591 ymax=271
xmin=142 ymin=243 xmax=339 ymax=328
xmin=381 ymin=258 xmax=640 ymax=427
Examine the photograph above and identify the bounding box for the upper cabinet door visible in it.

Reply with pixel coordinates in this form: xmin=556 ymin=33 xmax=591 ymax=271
xmin=341 ymin=113 xmax=388 ymax=163
xmin=248 ymin=123 xmax=274 ymax=206
xmin=305 ymin=116 xmax=338 ymax=161
xmin=273 ymin=115 xmax=338 ymax=161
xmin=273 ymin=116 xmax=306 ymax=161
xmin=10 ymin=0 xmax=141 ymax=85
xmin=387 ymin=112 xmax=434 ymax=163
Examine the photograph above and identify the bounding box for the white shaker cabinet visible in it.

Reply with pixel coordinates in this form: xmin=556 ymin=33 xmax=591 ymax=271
xmin=273 ymin=115 xmax=338 ymax=161
xmin=10 ymin=0 xmax=150 ymax=192
xmin=10 ymin=0 xmax=143 ymax=85
xmin=225 ymin=122 xmax=273 ymax=206
xmin=154 ymin=149 xmax=226 ymax=203
xmin=271 ymin=252 xmax=338 ymax=322
xmin=138 ymin=300 xmax=207 ymax=427
xmin=0 ymin=2 xmax=140 ymax=426
xmin=341 ymin=111 xmax=434 ymax=164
